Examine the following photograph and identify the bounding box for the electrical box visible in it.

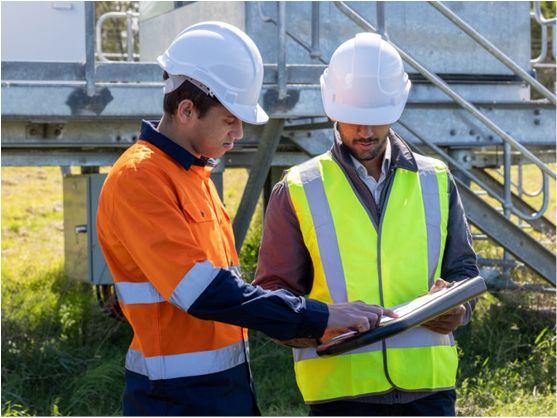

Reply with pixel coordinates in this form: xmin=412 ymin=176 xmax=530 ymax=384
xmin=63 ymin=174 xmax=113 ymax=285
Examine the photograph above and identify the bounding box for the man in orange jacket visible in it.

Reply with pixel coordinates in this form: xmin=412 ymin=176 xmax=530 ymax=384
xmin=97 ymin=22 xmax=392 ymax=416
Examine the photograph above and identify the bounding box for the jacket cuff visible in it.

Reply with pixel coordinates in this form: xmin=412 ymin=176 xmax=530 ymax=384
xmin=460 ymin=301 xmax=472 ymax=326
xmin=298 ymin=298 xmax=329 ymax=338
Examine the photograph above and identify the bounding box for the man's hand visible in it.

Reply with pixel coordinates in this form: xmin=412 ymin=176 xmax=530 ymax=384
xmin=422 ymin=279 xmax=465 ymax=334
xmin=326 ymin=301 xmax=397 ymax=334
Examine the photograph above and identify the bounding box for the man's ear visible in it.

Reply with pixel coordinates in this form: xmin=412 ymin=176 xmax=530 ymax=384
xmin=176 ymin=99 xmax=195 ymax=123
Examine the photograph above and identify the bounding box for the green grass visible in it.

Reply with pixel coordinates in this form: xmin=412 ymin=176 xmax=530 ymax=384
xmin=2 ymin=166 xmax=556 ymax=416
xmin=2 ymin=167 xmax=132 ymax=416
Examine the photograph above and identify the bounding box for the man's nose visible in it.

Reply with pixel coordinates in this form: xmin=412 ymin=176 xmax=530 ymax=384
xmin=355 ymin=125 xmax=375 ymax=138
xmin=231 ymin=119 xmax=243 ymax=141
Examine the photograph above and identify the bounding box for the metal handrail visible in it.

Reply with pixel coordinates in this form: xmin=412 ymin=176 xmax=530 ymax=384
xmin=334 ymin=1 xmax=556 ymax=182
xmin=95 ymin=10 xmax=139 ymax=62
xmin=277 ymin=2 xmax=287 ymax=99
xmin=258 ymin=2 xmax=328 ymax=65
xmin=493 ymin=165 xmax=545 ymax=198
xmin=532 ymin=1 xmax=557 ymax=25
xmin=398 ymin=121 xmax=551 ymax=222
xmin=531 ymin=2 xmax=556 ymax=63
xmin=531 ymin=20 xmax=550 ymax=64
xmin=428 ymin=1 xmax=556 ymax=104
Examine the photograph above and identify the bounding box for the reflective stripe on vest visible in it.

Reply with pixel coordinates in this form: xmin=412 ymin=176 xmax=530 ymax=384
xmin=125 ymin=340 xmax=247 ymax=380
xmin=286 ymin=152 xmax=456 ymax=403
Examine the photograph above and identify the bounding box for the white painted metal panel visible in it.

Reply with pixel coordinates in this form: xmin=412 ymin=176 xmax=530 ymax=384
xmin=1 ymin=1 xmax=85 ymax=62
xmin=139 ymin=1 xmax=245 ymax=61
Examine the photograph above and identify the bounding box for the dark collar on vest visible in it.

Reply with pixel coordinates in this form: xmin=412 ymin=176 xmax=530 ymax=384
xmin=139 ymin=120 xmax=216 ymax=170
xmin=331 ymin=123 xmax=418 ymax=173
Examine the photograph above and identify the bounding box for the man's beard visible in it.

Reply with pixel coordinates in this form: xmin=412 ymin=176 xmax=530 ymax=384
xmin=351 ymin=136 xmax=387 ymax=161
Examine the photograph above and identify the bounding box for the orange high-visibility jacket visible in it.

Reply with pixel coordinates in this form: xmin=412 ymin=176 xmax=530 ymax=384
xmin=97 ymin=121 xmax=328 ymax=412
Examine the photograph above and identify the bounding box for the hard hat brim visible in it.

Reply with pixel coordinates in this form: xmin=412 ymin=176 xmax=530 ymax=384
xmin=220 ymin=101 xmax=269 ymax=125
xmin=321 ymin=77 xmax=412 ymax=126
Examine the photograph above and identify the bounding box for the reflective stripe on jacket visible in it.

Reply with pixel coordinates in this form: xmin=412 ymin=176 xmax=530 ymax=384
xmin=285 ymin=151 xmax=458 ymax=403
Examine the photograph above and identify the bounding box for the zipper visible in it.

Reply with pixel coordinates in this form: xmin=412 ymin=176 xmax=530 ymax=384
xmin=377 ymin=169 xmax=401 ymax=390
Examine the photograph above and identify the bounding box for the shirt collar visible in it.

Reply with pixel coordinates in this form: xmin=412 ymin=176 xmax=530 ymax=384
xmin=139 ymin=120 xmax=216 ymax=170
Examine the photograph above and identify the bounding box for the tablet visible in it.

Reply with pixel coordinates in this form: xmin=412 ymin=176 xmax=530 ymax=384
xmin=316 ymin=276 xmax=487 ymax=357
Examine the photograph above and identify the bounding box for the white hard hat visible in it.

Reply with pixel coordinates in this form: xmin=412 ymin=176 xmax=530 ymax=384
xmin=157 ymin=21 xmax=269 ymax=125
xmin=320 ymin=33 xmax=411 ymax=125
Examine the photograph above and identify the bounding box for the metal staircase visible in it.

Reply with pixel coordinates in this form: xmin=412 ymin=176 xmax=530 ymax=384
xmin=248 ymin=1 xmax=556 ymax=288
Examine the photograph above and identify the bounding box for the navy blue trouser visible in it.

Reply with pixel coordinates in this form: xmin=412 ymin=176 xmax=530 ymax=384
xmin=123 ymin=365 xmax=260 ymax=416
xmin=309 ymin=390 xmax=457 ymax=416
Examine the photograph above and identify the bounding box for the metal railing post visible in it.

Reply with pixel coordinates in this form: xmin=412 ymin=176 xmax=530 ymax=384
xmin=126 ymin=10 xmax=134 ymax=62
xmin=277 ymin=1 xmax=287 ymax=100
xmin=376 ymin=1 xmax=387 ymax=39
xmin=85 ymin=2 xmax=96 ymax=96
xmin=311 ymin=2 xmax=322 ymax=62
xmin=502 ymin=142 xmax=513 ymax=280
xmin=517 ymin=157 xmax=524 ymax=230
xmin=258 ymin=2 xmax=327 ymax=64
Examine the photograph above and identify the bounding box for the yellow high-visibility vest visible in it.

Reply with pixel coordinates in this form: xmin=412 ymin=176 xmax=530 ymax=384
xmin=285 ymin=151 xmax=457 ymax=403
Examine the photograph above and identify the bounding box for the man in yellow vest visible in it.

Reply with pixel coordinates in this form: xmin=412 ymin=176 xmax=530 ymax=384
xmin=254 ymin=33 xmax=479 ymax=416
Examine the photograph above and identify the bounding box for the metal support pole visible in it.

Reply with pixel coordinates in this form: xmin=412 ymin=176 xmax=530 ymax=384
xmin=126 ymin=10 xmax=134 ymax=62
xmin=233 ymin=119 xmax=285 ymax=252
xmin=376 ymin=1 xmax=386 ymax=38
xmin=310 ymin=2 xmax=322 ymax=61
xmin=85 ymin=1 xmax=96 ymax=96
xmin=517 ymin=157 xmax=523 ymax=229
xmin=277 ymin=1 xmax=287 ymax=100
xmin=502 ymin=142 xmax=513 ymax=281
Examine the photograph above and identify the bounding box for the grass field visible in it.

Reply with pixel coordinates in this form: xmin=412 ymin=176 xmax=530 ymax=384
xmin=1 ymin=166 xmax=556 ymax=416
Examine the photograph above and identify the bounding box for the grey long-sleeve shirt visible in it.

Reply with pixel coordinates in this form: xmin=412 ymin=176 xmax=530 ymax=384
xmin=254 ymin=129 xmax=479 ymax=405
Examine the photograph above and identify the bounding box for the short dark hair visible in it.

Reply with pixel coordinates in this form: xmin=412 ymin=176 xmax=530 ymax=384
xmin=162 ymin=71 xmax=222 ymax=118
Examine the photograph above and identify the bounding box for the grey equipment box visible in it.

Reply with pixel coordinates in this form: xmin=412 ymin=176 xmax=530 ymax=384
xmin=63 ymin=173 xmax=113 ymax=285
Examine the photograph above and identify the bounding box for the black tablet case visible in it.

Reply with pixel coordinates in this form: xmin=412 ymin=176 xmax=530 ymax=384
xmin=316 ymin=276 xmax=487 ymax=357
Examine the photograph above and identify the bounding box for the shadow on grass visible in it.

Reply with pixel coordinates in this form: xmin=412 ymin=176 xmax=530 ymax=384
xmin=1 ymin=265 xmax=132 ymax=416
xmin=249 ymin=330 xmax=309 ymax=416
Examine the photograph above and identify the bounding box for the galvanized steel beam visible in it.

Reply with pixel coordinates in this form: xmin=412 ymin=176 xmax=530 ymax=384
xmin=232 ymin=119 xmax=285 ymax=252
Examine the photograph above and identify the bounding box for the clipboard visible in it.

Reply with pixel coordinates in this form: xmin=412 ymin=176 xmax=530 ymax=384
xmin=316 ymin=276 xmax=487 ymax=357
